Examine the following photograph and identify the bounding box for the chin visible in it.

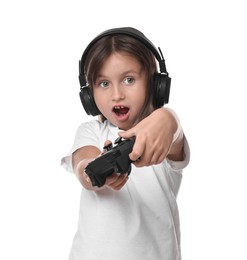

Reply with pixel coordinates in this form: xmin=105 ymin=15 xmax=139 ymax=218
xmin=117 ymin=122 xmax=133 ymax=131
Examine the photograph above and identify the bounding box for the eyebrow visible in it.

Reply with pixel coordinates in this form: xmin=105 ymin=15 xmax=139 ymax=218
xmin=97 ymin=69 xmax=141 ymax=79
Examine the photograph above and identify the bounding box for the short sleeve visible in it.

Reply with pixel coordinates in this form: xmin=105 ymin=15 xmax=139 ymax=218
xmin=166 ymin=136 xmax=190 ymax=171
xmin=60 ymin=120 xmax=102 ymax=173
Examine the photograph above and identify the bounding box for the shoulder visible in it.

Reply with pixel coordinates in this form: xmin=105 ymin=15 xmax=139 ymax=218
xmin=76 ymin=119 xmax=115 ymax=134
xmin=78 ymin=118 xmax=102 ymax=131
xmin=76 ymin=119 xmax=118 ymax=143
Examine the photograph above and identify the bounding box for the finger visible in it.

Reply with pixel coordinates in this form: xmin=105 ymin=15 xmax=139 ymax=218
xmin=133 ymin=143 xmax=160 ymax=167
xmin=147 ymin=145 xmax=166 ymax=165
xmin=105 ymin=173 xmax=119 ymax=185
xmin=133 ymin=150 xmax=154 ymax=167
xmin=156 ymin=151 xmax=168 ymax=164
xmin=134 ymin=145 xmax=170 ymax=166
xmin=102 ymin=140 xmax=112 ymax=154
xmin=111 ymin=175 xmax=129 ymax=191
xmin=118 ymin=128 xmax=136 ymax=139
xmin=105 ymin=174 xmax=128 ymax=189
xmin=128 ymin=137 xmax=145 ymax=162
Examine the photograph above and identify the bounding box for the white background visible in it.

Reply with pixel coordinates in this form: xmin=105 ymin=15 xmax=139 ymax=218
xmin=0 ymin=0 xmax=246 ymax=259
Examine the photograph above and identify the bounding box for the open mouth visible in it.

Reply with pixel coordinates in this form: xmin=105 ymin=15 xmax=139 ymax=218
xmin=113 ymin=105 xmax=129 ymax=116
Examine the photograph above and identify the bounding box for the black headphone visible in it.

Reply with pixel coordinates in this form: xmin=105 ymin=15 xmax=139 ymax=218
xmin=78 ymin=27 xmax=171 ymax=116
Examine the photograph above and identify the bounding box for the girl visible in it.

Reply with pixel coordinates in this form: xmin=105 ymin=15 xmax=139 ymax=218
xmin=61 ymin=27 xmax=190 ymax=260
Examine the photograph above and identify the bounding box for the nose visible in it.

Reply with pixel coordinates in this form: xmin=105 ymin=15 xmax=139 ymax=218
xmin=111 ymin=85 xmax=125 ymax=102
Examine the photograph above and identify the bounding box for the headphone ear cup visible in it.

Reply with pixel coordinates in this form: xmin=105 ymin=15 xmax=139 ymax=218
xmin=153 ymin=73 xmax=171 ymax=108
xmin=79 ymin=86 xmax=101 ymax=116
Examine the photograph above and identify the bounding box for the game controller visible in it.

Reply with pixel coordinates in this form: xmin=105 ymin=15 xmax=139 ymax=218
xmin=85 ymin=137 xmax=135 ymax=187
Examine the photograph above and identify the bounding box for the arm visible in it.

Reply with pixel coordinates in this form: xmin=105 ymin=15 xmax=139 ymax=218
xmin=72 ymin=145 xmax=100 ymax=190
xmin=72 ymin=144 xmax=129 ymax=191
xmin=118 ymin=107 xmax=185 ymax=167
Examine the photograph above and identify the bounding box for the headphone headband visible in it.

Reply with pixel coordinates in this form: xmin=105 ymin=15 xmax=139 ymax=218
xmin=79 ymin=27 xmax=168 ymax=86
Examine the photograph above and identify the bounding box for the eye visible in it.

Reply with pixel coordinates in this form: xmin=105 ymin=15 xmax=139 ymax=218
xmin=99 ymin=81 xmax=109 ymax=88
xmin=124 ymin=77 xmax=135 ymax=85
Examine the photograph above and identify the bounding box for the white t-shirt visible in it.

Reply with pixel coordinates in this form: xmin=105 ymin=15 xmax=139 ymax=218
xmin=61 ymin=119 xmax=190 ymax=260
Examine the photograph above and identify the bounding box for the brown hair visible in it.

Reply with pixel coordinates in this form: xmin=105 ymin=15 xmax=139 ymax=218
xmin=84 ymin=29 xmax=158 ymax=124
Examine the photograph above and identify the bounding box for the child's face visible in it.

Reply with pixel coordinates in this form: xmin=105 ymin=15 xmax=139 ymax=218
xmin=93 ymin=52 xmax=147 ymax=130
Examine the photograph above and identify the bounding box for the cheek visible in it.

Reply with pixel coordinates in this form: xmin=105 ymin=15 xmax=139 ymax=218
xmin=93 ymin=88 xmax=102 ymax=103
xmin=93 ymin=92 xmax=108 ymax=112
xmin=135 ymin=87 xmax=147 ymax=105
xmin=94 ymin=95 xmax=102 ymax=108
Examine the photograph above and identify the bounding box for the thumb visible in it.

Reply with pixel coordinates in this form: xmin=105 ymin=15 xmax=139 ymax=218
xmin=102 ymin=140 xmax=112 ymax=154
xmin=118 ymin=129 xmax=135 ymax=139
xmin=103 ymin=140 xmax=112 ymax=147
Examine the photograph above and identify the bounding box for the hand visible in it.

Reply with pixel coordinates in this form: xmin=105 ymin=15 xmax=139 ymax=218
xmin=102 ymin=140 xmax=129 ymax=190
xmin=105 ymin=173 xmax=129 ymax=191
xmin=118 ymin=108 xmax=180 ymax=167
xmin=74 ymin=141 xmax=129 ymax=191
